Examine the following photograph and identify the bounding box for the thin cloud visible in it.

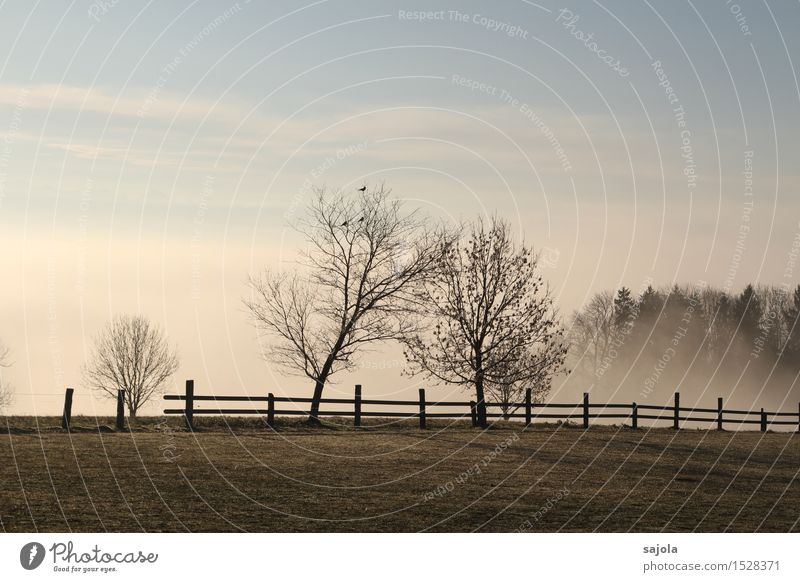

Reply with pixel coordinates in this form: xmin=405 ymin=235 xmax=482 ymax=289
xmin=0 ymin=83 xmax=254 ymax=125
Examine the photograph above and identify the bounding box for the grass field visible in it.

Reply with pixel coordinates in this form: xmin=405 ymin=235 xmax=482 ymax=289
xmin=1 ymin=416 xmax=797 ymax=532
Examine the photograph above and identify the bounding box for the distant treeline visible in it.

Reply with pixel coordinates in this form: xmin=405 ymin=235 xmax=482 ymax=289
xmin=565 ymin=283 xmax=800 ymax=407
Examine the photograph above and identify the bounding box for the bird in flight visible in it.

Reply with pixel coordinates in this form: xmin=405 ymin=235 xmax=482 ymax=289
xmin=357 ymin=186 xmax=366 ymax=192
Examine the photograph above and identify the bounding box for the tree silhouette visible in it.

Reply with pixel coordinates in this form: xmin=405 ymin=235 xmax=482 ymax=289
xmin=566 ymin=282 xmax=800 ymax=402
xmin=709 ymin=292 xmax=735 ymax=360
xmin=245 ymin=186 xmax=443 ymax=424
xmin=638 ymin=285 xmax=661 ymax=316
xmin=732 ymin=284 xmax=763 ymax=350
xmin=783 ymin=285 xmax=800 ymax=362
xmin=0 ymin=340 xmax=12 ymax=412
xmin=568 ymin=290 xmax=616 ymax=389
xmin=614 ymin=287 xmax=635 ymax=328
xmin=759 ymin=285 xmax=788 ymax=356
xmin=403 ymin=216 xmax=567 ymax=427
xmin=84 ymin=315 xmax=179 ymax=417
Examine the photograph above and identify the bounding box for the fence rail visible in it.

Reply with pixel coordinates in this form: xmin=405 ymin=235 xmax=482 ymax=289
xmin=163 ymin=380 xmax=800 ymax=433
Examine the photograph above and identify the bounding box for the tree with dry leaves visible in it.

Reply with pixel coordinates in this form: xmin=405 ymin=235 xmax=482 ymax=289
xmin=244 ymin=185 xmax=444 ymax=424
xmin=403 ymin=216 xmax=567 ymax=427
xmin=84 ymin=315 xmax=179 ymax=417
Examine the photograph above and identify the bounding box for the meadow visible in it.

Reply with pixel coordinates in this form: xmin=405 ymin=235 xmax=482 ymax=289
xmin=0 ymin=417 xmax=797 ymax=532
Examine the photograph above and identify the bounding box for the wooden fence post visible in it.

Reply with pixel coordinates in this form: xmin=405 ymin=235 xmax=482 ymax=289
xmin=525 ymin=388 xmax=532 ymax=426
xmin=717 ymin=397 xmax=723 ymax=431
xmin=354 ymin=384 xmax=362 ymax=427
xmin=760 ymin=408 xmax=767 ymax=432
xmin=185 ymin=379 xmax=194 ymax=431
xmin=418 ymin=388 xmax=426 ymax=430
xmin=61 ymin=388 xmax=74 ymax=430
xmin=582 ymin=392 xmax=589 ymax=429
xmin=267 ymin=392 xmax=274 ymax=426
xmin=115 ymin=389 xmax=125 ymax=431
xmin=673 ymin=392 xmax=680 ymax=430
xmin=632 ymin=402 xmax=638 ymax=430
xmin=469 ymin=401 xmax=477 ymax=427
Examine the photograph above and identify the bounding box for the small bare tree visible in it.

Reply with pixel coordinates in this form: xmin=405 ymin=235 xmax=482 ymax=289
xmin=0 ymin=340 xmax=12 ymax=412
xmin=84 ymin=315 xmax=179 ymax=417
xmin=245 ymin=185 xmax=443 ymax=424
xmin=403 ymin=216 xmax=567 ymax=427
xmin=486 ymin=376 xmax=552 ymax=420
xmin=567 ymin=291 xmax=616 ymax=386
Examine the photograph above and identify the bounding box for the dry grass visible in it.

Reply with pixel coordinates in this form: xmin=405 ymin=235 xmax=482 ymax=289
xmin=0 ymin=416 xmax=797 ymax=532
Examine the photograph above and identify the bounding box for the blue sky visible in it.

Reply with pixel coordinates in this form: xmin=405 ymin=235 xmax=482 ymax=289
xmin=0 ymin=0 xmax=798 ymax=413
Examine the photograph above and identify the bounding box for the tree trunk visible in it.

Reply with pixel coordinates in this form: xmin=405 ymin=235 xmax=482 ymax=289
xmin=308 ymin=356 xmax=335 ymax=424
xmin=474 ymin=354 xmax=488 ymax=427
xmin=308 ymin=377 xmax=325 ymax=425
xmin=308 ymin=321 xmax=355 ymax=424
xmin=475 ymin=377 xmax=487 ymax=427
xmin=473 ymin=345 xmax=489 ymax=427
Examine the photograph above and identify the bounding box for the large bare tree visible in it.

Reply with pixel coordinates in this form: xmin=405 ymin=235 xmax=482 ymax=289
xmin=403 ymin=216 xmax=567 ymax=427
xmin=0 ymin=339 xmax=12 ymax=412
xmin=245 ymin=185 xmax=443 ymax=424
xmin=84 ymin=315 xmax=179 ymax=417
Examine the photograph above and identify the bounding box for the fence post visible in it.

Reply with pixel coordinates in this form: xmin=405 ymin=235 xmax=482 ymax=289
xmin=354 ymin=384 xmax=362 ymax=427
xmin=267 ymin=393 xmax=274 ymax=427
xmin=418 ymin=388 xmax=426 ymax=430
xmin=115 ymin=390 xmax=125 ymax=431
xmin=760 ymin=408 xmax=767 ymax=432
xmin=717 ymin=397 xmax=723 ymax=431
xmin=632 ymin=402 xmax=638 ymax=430
xmin=583 ymin=392 xmax=589 ymax=429
xmin=185 ymin=379 xmax=194 ymax=431
xmin=469 ymin=401 xmax=477 ymax=427
xmin=673 ymin=392 xmax=680 ymax=430
xmin=525 ymin=388 xmax=532 ymax=426
xmin=61 ymin=388 xmax=74 ymax=430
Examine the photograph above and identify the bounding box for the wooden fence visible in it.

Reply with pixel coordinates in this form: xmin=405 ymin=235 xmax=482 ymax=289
xmin=59 ymin=387 xmax=126 ymax=431
xmin=162 ymin=380 xmax=800 ymax=433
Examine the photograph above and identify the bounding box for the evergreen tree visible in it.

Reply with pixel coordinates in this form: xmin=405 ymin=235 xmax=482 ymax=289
xmin=614 ymin=287 xmax=635 ymax=328
xmin=638 ymin=285 xmax=661 ymax=319
xmin=783 ymin=285 xmax=800 ymax=360
xmin=732 ymin=284 xmax=763 ymax=346
xmin=631 ymin=285 xmax=662 ymax=351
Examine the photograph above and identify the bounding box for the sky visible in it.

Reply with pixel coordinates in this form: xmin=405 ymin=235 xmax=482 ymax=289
xmin=0 ymin=0 xmax=798 ymax=415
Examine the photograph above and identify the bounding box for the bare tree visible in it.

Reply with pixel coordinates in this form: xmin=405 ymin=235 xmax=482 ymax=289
xmin=84 ymin=315 xmax=179 ymax=417
xmin=403 ymin=216 xmax=567 ymax=427
xmin=758 ymin=284 xmax=789 ymax=354
xmin=0 ymin=339 xmax=12 ymax=412
xmin=567 ymin=291 xmax=616 ymax=387
xmin=485 ymin=377 xmax=551 ymax=420
xmin=245 ymin=185 xmax=443 ymax=424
